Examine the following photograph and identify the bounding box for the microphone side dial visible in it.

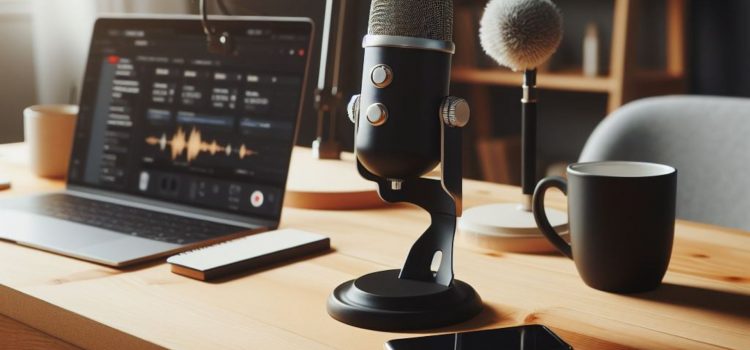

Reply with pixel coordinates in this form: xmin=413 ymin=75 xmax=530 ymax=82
xmin=355 ymin=46 xmax=451 ymax=180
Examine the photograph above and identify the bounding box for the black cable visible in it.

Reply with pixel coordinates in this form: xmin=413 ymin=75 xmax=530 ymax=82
xmin=199 ymin=0 xmax=213 ymax=37
xmin=200 ymin=0 xmax=234 ymax=55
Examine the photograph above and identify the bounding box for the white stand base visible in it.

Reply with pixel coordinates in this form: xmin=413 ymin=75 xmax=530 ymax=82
xmin=285 ymin=147 xmax=382 ymax=210
xmin=458 ymin=203 xmax=568 ymax=253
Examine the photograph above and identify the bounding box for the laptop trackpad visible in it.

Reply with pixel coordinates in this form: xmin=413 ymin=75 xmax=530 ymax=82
xmin=75 ymin=237 xmax=178 ymax=264
xmin=0 ymin=209 xmax=121 ymax=249
xmin=0 ymin=209 xmax=179 ymax=264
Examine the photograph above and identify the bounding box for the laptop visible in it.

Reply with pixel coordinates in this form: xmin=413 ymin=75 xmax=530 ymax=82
xmin=0 ymin=16 xmax=314 ymax=266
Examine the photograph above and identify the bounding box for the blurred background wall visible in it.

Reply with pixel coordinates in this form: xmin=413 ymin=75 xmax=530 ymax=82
xmin=0 ymin=0 xmax=36 ymax=143
xmin=0 ymin=0 xmax=189 ymax=143
xmin=0 ymin=0 xmax=748 ymax=181
xmin=690 ymin=0 xmax=750 ymax=97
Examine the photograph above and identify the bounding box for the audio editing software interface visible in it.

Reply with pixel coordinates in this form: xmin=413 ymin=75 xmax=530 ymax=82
xmin=68 ymin=20 xmax=311 ymax=218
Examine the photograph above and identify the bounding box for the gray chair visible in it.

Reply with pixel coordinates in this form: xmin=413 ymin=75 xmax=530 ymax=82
xmin=579 ymin=95 xmax=750 ymax=231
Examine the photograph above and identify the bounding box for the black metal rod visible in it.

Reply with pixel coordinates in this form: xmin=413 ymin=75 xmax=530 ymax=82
xmin=521 ymin=69 xmax=538 ymax=197
xmin=312 ymin=0 xmax=349 ymax=159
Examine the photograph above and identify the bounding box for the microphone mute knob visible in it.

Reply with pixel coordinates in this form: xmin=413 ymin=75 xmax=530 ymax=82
xmin=441 ymin=96 xmax=470 ymax=128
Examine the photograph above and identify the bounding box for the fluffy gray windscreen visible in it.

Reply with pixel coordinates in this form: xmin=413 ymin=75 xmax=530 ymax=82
xmin=368 ymin=0 xmax=453 ymax=41
xmin=479 ymin=0 xmax=563 ymax=71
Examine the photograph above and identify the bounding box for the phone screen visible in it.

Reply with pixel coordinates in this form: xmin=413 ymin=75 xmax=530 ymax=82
xmin=385 ymin=325 xmax=572 ymax=350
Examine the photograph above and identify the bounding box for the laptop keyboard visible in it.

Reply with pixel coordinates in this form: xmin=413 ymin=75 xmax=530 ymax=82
xmin=27 ymin=194 xmax=249 ymax=245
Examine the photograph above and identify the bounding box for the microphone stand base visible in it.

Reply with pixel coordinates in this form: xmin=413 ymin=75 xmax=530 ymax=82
xmin=458 ymin=203 xmax=568 ymax=254
xmin=285 ymin=147 xmax=383 ymax=210
xmin=311 ymin=138 xmax=342 ymax=160
xmin=327 ymin=269 xmax=482 ymax=331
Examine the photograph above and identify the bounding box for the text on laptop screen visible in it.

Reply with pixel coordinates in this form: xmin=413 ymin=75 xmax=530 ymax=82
xmin=68 ymin=18 xmax=312 ymax=220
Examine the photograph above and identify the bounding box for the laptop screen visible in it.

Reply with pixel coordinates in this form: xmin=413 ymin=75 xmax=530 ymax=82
xmin=68 ymin=17 xmax=313 ymax=221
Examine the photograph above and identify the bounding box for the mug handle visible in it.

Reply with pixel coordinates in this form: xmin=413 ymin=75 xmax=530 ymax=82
xmin=532 ymin=177 xmax=573 ymax=259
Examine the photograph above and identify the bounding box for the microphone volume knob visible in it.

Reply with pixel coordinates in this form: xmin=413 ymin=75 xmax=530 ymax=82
xmin=347 ymin=94 xmax=361 ymax=124
xmin=441 ymin=96 xmax=470 ymax=128
xmin=366 ymin=103 xmax=388 ymax=126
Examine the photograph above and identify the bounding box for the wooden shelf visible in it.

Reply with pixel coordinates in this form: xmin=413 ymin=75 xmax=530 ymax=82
xmin=451 ymin=67 xmax=613 ymax=93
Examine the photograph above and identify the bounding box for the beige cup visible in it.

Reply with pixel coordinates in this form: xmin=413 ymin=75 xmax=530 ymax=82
xmin=23 ymin=105 xmax=78 ymax=178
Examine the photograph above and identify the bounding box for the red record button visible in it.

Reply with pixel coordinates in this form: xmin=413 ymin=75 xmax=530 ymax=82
xmin=251 ymin=190 xmax=264 ymax=208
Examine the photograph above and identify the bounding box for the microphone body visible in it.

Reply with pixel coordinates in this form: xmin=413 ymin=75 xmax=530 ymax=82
xmin=355 ymin=41 xmax=451 ymax=179
xmin=353 ymin=0 xmax=455 ymax=181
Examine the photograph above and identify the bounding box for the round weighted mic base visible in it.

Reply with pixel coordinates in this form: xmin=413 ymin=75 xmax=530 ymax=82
xmin=327 ymin=269 xmax=482 ymax=331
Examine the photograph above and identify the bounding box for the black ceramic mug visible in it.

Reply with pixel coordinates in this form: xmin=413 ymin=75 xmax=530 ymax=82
xmin=533 ymin=161 xmax=677 ymax=293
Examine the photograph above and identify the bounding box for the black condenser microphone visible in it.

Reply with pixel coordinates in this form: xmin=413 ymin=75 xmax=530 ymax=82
xmin=350 ymin=0 xmax=463 ymax=183
xmin=331 ymin=0 xmax=480 ymax=331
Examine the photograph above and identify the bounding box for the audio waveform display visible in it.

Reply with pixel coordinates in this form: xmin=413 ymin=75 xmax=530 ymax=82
xmin=145 ymin=127 xmax=257 ymax=162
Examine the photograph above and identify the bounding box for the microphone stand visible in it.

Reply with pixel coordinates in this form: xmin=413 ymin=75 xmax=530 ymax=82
xmin=327 ymin=97 xmax=482 ymax=331
xmin=357 ymin=109 xmax=463 ymax=286
xmin=521 ymin=69 xmax=538 ymax=208
xmin=284 ymin=0 xmax=385 ymax=210
xmin=458 ymin=68 xmax=567 ymax=253
xmin=311 ymin=0 xmax=348 ymax=159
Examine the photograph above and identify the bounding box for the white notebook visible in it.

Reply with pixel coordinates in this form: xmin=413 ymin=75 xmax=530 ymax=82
xmin=167 ymin=229 xmax=330 ymax=281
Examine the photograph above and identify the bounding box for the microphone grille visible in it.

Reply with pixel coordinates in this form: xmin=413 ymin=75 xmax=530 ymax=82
xmin=479 ymin=0 xmax=563 ymax=71
xmin=368 ymin=0 xmax=453 ymax=42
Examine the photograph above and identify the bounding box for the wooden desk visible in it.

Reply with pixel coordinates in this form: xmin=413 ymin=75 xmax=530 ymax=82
xmin=0 ymin=143 xmax=748 ymax=349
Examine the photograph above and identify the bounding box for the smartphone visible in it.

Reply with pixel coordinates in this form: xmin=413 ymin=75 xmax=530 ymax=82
xmin=385 ymin=324 xmax=573 ymax=350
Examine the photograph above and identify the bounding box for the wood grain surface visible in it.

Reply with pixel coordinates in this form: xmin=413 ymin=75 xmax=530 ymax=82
xmin=0 ymin=314 xmax=80 ymax=350
xmin=0 ymin=143 xmax=748 ymax=349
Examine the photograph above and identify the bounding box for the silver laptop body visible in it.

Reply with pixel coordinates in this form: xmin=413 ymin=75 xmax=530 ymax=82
xmin=0 ymin=16 xmax=313 ymax=266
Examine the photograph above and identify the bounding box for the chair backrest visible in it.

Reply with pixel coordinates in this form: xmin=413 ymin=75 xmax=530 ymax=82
xmin=579 ymin=95 xmax=750 ymax=231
